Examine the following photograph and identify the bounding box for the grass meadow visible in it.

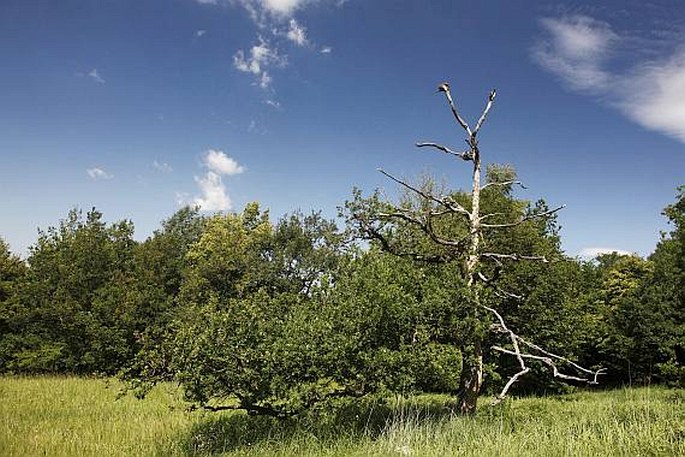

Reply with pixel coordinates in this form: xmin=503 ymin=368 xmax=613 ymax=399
xmin=0 ymin=377 xmax=683 ymax=456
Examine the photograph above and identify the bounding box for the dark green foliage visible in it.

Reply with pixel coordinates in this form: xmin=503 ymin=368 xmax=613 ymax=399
xmin=0 ymin=238 xmax=28 ymax=371
xmin=590 ymin=187 xmax=684 ymax=386
xmin=3 ymin=208 xmax=137 ymax=374
xmin=128 ymin=205 xmax=352 ymax=416
xmin=129 ymin=204 xmax=462 ymax=417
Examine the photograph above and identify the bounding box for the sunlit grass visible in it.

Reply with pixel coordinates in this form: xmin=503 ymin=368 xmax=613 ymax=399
xmin=0 ymin=377 xmax=682 ymax=456
xmin=0 ymin=376 xmax=197 ymax=456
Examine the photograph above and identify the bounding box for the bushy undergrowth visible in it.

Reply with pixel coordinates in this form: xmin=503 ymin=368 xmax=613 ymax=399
xmin=1 ymin=377 xmax=682 ymax=456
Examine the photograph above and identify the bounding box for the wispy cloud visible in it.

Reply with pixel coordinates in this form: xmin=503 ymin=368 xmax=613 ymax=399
xmin=88 ymin=69 xmax=106 ymax=84
xmin=533 ymin=14 xmax=685 ymax=143
xmin=196 ymin=29 xmax=207 ymax=37
xmin=285 ymin=18 xmax=308 ymax=46
xmin=87 ymin=167 xmax=113 ymax=180
xmin=153 ymin=160 xmax=173 ymax=173
xmin=533 ymin=16 xmax=617 ymax=93
xmin=578 ymin=247 xmax=634 ymax=259
xmin=616 ymin=53 xmax=685 ymax=143
xmin=198 ymin=0 xmax=344 ymax=92
xmin=247 ymin=119 xmax=268 ymax=134
xmin=192 ymin=149 xmax=245 ymax=211
xmin=264 ymin=99 xmax=281 ymax=109
xmin=233 ymin=37 xmax=286 ymax=89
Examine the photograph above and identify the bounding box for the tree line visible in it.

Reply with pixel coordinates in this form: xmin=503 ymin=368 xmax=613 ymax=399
xmin=1 ymin=82 xmax=683 ymax=415
xmin=0 ymin=179 xmax=682 ymax=416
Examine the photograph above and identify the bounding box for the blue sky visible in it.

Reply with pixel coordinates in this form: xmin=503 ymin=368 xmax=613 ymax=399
xmin=1 ymin=0 xmax=683 ymax=258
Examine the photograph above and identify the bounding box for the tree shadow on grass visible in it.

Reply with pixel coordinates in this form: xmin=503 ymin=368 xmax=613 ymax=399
xmin=175 ymin=395 xmax=455 ymax=456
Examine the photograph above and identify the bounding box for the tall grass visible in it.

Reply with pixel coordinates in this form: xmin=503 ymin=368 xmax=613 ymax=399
xmin=0 ymin=377 xmax=682 ymax=456
xmin=0 ymin=376 xmax=197 ymax=456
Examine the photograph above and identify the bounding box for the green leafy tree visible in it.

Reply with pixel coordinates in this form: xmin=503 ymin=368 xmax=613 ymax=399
xmin=0 ymin=238 xmax=27 ymax=371
xmin=7 ymin=208 xmax=136 ymax=373
xmin=127 ymin=204 xmax=354 ymax=416
xmin=593 ymin=188 xmax=684 ymax=385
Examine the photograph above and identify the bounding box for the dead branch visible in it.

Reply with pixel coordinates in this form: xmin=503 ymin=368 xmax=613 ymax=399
xmin=483 ymin=305 xmax=605 ymax=403
xmin=415 ymin=142 xmax=473 ymax=161
xmin=377 ymin=210 xmax=466 ymax=248
xmin=473 ymin=89 xmax=497 ymax=136
xmin=354 ymin=216 xmax=452 ymax=264
xmin=481 ymin=205 xmax=565 ymax=229
xmin=479 ymin=212 xmax=508 ymax=222
xmin=481 ymin=252 xmax=550 ymax=263
xmin=437 ymin=82 xmax=472 ymax=136
xmin=481 ymin=180 xmax=527 ymax=191
xmin=377 ymin=168 xmax=471 ymax=217
xmin=516 ymin=338 xmax=607 ymax=383
xmin=477 ymin=272 xmax=522 ymax=299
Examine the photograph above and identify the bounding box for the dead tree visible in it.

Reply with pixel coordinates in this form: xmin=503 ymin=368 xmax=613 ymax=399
xmin=353 ymin=82 xmax=604 ymax=414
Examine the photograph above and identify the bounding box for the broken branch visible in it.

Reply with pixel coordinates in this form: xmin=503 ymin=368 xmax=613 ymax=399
xmin=437 ymin=82 xmax=472 ymax=136
xmin=473 ymin=89 xmax=497 ymax=136
xmin=378 ymin=168 xmax=471 ymax=217
xmin=481 ymin=205 xmax=565 ymax=229
xmin=416 ymin=142 xmax=472 ymax=161
xmin=483 ymin=305 xmax=605 ymax=403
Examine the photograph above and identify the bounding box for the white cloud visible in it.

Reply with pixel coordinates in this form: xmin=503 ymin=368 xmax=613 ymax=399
xmin=175 ymin=191 xmax=191 ymax=206
xmin=258 ymin=71 xmax=272 ymax=89
xmin=532 ymin=16 xmax=616 ymax=93
xmin=196 ymin=29 xmax=207 ymax=37
xmin=534 ymin=15 xmax=685 ymax=144
xmin=153 ymin=160 xmax=173 ymax=173
xmin=200 ymin=0 xmax=345 ymax=91
xmin=233 ymin=38 xmax=285 ymax=89
xmin=264 ymin=98 xmax=281 ymax=109
xmin=578 ymin=247 xmax=634 ymax=259
xmin=88 ymin=69 xmax=106 ymax=84
xmin=230 ymin=0 xmax=310 ymax=18
xmin=617 ymin=52 xmax=685 ymax=143
xmin=286 ymin=19 xmax=308 ymax=46
xmin=193 ymin=171 xmax=232 ymax=210
xmin=262 ymin=0 xmax=307 ymax=16
xmin=204 ymin=149 xmax=245 ymax=175
xmin=320 ymin=46 xmax=332 ymax=54
xmin=191 ymin=150 xmax=245 ymax=211
xmin=87 ymin=167 xmax=113 ymax=180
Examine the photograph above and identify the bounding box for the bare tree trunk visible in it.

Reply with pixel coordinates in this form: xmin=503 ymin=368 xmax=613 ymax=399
xmin=457 ymin=338 xmax=483 ymax=414
xmin=457 ymin=135 xmax=483 ymax=414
